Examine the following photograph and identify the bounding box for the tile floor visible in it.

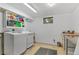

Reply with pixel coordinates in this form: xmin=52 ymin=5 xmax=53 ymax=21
xmin=24 ymin=43 xmax=65 ymax=55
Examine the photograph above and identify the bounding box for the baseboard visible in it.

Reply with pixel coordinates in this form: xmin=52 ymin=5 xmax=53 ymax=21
xmin=20 ymin=49 xmax=27 ymax=55
xmin=20 ymin=45 xmax=34 ymax=55
xmin=36 ymin=42 xmax=57 ymax=46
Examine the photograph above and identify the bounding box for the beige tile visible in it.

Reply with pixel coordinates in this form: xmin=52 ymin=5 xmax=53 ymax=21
xmin=24 ymin=42 xmax=65 ymax=55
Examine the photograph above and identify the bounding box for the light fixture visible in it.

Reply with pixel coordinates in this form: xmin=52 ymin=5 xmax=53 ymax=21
xmin=24 ymin=3 xmax=37 ymax=13
xmin=47 ymin=3 xmax=55 ymax=7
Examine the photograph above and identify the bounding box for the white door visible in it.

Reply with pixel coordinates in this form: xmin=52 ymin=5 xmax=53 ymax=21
xmin=27 ymin=33 xmax=34 ymax=48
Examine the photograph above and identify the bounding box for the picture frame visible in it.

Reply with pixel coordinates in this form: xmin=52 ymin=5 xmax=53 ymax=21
xmin=43 ymin=17 xmax=53 ymax=24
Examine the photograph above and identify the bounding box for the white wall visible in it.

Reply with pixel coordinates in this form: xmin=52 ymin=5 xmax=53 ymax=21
xmin=71 ymin=5 xmax=79 ymax=55
xmin=0 ymin=11 xmax=3 ymax=54
xmin=0 ymin=4 xmax=32 ymax=32
xmin=0 ymin=12 xmax=3 ymax=32
xmin=30 ymin=13 xmax=73 ymax=45
xmin=0 ymin=3 xmax=31 ymax=18
xmin=71 ymin=6 xmax=79 ymax=32
xmin=0 ymin=3 xmax=75 ymax=46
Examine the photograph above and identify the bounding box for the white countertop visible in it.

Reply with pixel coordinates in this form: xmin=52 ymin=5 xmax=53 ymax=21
xmin=4 ymin=31 xmax=34 ymax=35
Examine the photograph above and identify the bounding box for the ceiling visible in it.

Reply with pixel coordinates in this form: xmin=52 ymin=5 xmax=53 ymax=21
xmin=6 ymin=3 xmax=79 ymax=18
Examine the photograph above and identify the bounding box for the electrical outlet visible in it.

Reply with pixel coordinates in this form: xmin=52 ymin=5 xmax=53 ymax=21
xmin=53 ymin=39 xmax=55 ymax=43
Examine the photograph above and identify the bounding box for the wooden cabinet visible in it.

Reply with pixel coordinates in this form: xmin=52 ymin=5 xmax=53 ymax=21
xmin=63 ymin=33 xmax=79 ymax=55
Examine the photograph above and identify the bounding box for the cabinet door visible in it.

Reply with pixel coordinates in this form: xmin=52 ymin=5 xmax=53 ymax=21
xmin=27 ymin=34 xmax=34 ymax=48
xmin=4 ymin=33 xmax=14 ymax=55
xmin=14 ymin=34 xmax=26 ymax=55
